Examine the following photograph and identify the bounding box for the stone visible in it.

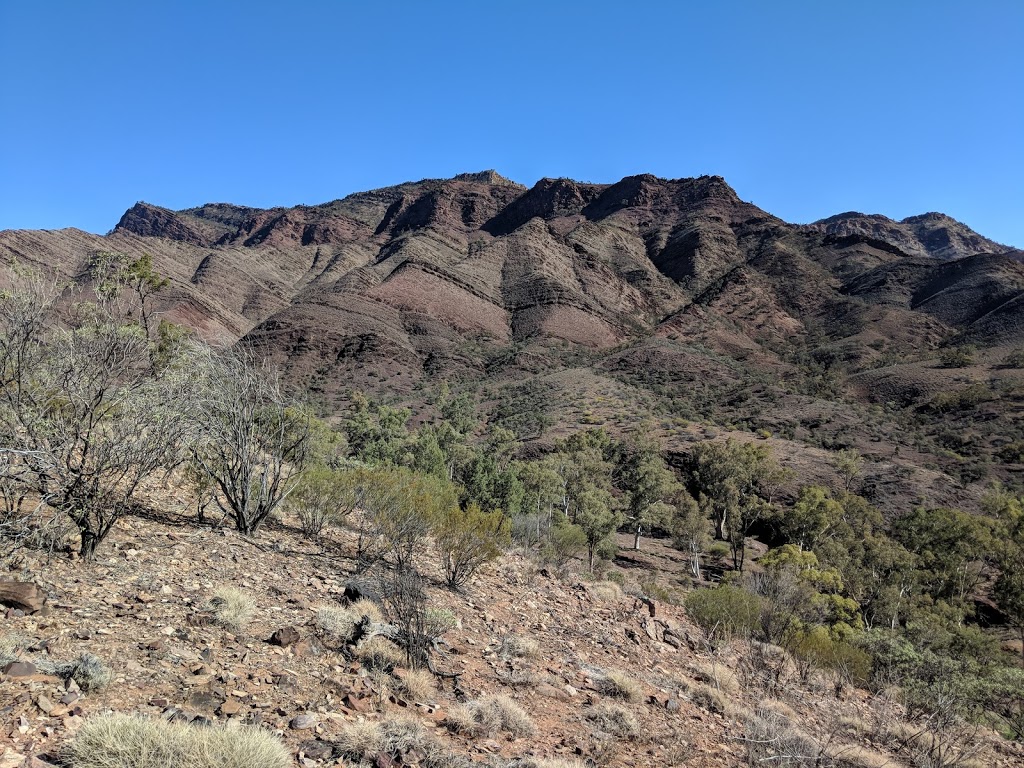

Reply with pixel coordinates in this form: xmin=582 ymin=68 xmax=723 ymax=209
xmin=0 ymin=582 xmax=46 ymax=613
xmin=219 ymin=699 xmax=243 ymax=716
xmin=2 ymin=661 xmax=38 ymax=677
xmin=268 ymin=626 xmax=300 ymax=648
xmin=290 ymin=713 xmax=317 ymax=730
xmin=35 ymin=695 xmax=54 ymax=714
xmin=298 ymin=740 xmax=334 ymax=761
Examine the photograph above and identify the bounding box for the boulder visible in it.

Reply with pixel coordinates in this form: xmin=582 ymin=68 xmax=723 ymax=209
xmin=0 ymin=582 xmax=45 ymax=614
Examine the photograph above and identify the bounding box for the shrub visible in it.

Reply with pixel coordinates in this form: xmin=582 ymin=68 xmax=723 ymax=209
xmin=938 ymin=345 xmax=976 ymax=368
xmin=792 ymin=627 xmax=872 ymax=686
xmin=61 ymin=713 xmax=290 ymax=768
xmin=435 ymin=502 xmax=509 ymax=589
xmin=288 ymin=465 xmax=361 ymax=539
xmin=38 ymin=653 xmax=112 ymax=692
xmin=208 ymin=587 xmax=256 ymax=633
xmin=583 ymin=702 xmax=640 ymax=738
xmin=446 ymin=695 xmax=536 ymax=738
xmin=542 ymin=522 xmax=587 ymax=566
xmin=596 ymin=669 xmax=643 ymax=702
xmin=424 ymin=607 xmax=460 ymax=637
xmin=684 ymin=585 xmax=761 ymax=644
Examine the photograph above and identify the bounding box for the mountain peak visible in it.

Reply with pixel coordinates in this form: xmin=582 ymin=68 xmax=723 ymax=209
xmin=451 ymin=170 xmax=522 ymax=188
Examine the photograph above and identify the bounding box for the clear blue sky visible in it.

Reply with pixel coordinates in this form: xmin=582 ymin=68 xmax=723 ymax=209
xmin=2 ymin=1 xmax=1022 ymax=246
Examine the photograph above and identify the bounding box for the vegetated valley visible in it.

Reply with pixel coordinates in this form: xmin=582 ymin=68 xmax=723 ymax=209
xmin=0 ymin=171 xmax=1022 ymax=768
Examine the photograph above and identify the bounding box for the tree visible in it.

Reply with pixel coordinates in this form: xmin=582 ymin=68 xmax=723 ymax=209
xmin=192 ymin=348 xmax=312 ymax=536
xmin=781 ymin=485 xmax=844 ymax=551
xmin=832 ymin=449 xmax=864 ymax=493
xmin=435 ymin=501 xmax=509 ymax=589
xmin=575 ymin=485 xmax=620 ymax=570
xmin=669 ymin=491 xmax=709 ymax=579
xmin=0 ymin=262 xmax=193 ymax=558
xmin=688 ymin=439 xmax=786 ymax=571
xmin=620 ymin=435 xmax=678 ymax=550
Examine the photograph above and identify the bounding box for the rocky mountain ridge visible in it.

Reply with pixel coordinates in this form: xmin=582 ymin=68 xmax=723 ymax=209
xmin=2 ymin=171 xmax=1023 ymax=516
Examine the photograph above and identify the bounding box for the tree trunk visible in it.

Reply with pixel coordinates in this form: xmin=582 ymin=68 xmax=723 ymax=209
xmin=588 ymin=543 xmax=596 ymax=572
xmin=633 ymin=523 xmax=641 ymax=551
xmin=79 ymin=529 xmax=99 ymax=560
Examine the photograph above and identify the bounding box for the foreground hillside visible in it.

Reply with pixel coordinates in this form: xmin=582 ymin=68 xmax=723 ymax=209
xmin=4 ymin=504 xmax=1022 ymax=768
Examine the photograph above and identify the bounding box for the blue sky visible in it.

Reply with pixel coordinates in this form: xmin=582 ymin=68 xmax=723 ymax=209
xmin=2 ymin=1 xmax=1022 ymax=246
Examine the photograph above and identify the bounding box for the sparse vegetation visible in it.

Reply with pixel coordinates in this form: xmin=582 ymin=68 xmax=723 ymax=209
xmin=596 ymin=669 xmax=643 ymax=702
xmin=62 ymin=713 xmax=290 ymax=768
xmin=208 ymin=586 xmax=256 ymax=633
xmin=584 ymin=702 xmax=640 ymax=738
xmin=446 ymin=694 xmax=536 ymax=738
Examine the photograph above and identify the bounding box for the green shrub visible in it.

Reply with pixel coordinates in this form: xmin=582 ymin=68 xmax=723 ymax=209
xmin=62 ymin=713 xmax=290 ymax=768
xmin=791 ymin=627 xmax=872 ymax=685
xmin=684 ymin=585 xmax=761 ymax=643
xmin=435 ymin=502 xmax=509 ymax=589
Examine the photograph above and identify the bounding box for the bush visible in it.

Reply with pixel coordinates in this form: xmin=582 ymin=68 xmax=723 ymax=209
xmin=38 ymin=653 xmax=112 ymax=692
xmin=424 ymin=607 xmax=460 ymax=637
xmin=583 ymin=702 xmax=640 ymax=738
xmin=792 ymin=627 xmax=872 ymax=686
xmin=435 ymin=502 xmax=509 ymax=589
xmin=542 ymin=522 xmax=587 ymax=566
xmin=62 ymin=713 xmax=290 ymax=768
xmin=446 ymin=695 xmax=536 ymax=738
xmin=207 ymin=587 xmax=256 ymax=632
xmin=684 ymin=585 xmax=762 ymax=644
xmin=597 ymin=669 xmax=643 ymax=702
xmin=938 ymin=345 xmax=976 ymax=368
xmin=288 ymin=465 xmax=360 ymax=539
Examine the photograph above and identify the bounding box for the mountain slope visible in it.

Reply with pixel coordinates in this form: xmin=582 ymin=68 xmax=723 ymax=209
xmin=2 ymin=171 xmax=1022 ymax=516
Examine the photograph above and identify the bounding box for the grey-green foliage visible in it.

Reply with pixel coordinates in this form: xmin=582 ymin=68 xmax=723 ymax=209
xmin=0 ymin=262 xmax=195 ymax=558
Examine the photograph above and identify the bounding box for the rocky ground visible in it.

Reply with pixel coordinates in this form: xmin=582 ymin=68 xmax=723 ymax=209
xmin=2 ymin=507 xmax=1022 ymax=768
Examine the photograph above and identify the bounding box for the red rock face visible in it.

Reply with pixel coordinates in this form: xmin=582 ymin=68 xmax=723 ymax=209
xmin=2 ymin=171 xmax=1022 ymax=464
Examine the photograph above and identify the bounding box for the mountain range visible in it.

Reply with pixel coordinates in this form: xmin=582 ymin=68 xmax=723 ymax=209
xmin=2 ymin=171 xmax=1022 ymax=515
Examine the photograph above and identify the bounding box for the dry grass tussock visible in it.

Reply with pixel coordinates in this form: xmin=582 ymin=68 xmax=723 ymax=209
xmin=587 ymin=580 xmax=623 ymax=603
xmin=61 ymin=713 xmax=289 ymax=768
xmin=37 ymin=653 xmax=112 ymax=692
xmin=355 ymin=636 xmax=406 ymax=671
xmin=828 ymin=743 xmax=894 ymax=768
xmin=693 ymin=660 xmax=739 ymax=695
xmin=499 ymin=633 xmax=539 ymax=659
xmin=207 ymin=586 xmax=256 ymax=632
xmin=583 ymin=702 xmax=640 ymax=739
xmin=399 ymin=668 xmax=436 ymax=701
xmin=446 ymin=694 xmax=536 ymax=738
xmin=335 ymin=716 xmax=465 ymax=768
xmin=508 ymin=759 xmax=588 ymax=768
xmin=316 ymin=599 xmax=383 ymax=643
xmin=596 ymin=669 xmax=643 ymax=702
